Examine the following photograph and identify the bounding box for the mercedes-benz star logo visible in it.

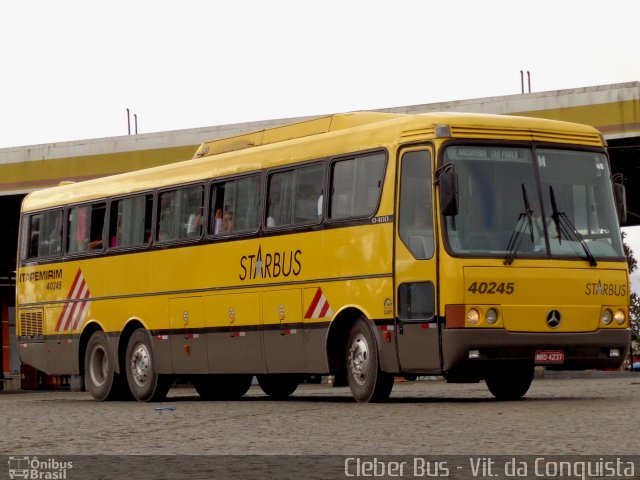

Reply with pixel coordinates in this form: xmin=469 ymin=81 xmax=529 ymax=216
xmin=546 ymin=309 xmax=561 ymax=328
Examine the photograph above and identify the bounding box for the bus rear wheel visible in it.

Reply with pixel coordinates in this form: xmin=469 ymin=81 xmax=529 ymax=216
xmin=257 ymin=374 xmax=302 ymax=399
xmin=193 ymin=374 xmax=253 ymax=400
xmin=85 ymin=330 xmax=128 ymax=401
xmin=346 ymin=318 xmax=394 ymax=403
xmin=125 ymin=329 xmax=170 ymax=402
xmin=485 ymin=362 xmax=534 ymax=400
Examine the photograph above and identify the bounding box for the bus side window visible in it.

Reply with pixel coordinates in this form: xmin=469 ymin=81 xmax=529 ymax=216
xmin=399 ymin=150 xmax=434 ymax=259
xmin=294 ymin=164 xmax=323 ymax=224
xmin=157 ymin=186 xmax=204 ymax=242
xmin=266 ymin=163 xmax=324 ymax=228
xmin=330 ymin=152 xmax=386 ymax=220
xmin=398 ymin=282 xmax=435 ymax=320
xmin=210 ymin=175 xmax=260 ymax=236
xmin=267 ymin=170 xmax=294 ymax=227
xmin=109 ymin=194 xmax=153 ymax=248
xmin=67 ymin=203 xmax=106 ymax=254
xmin=25 ymin=210 xmax=63 ymax=259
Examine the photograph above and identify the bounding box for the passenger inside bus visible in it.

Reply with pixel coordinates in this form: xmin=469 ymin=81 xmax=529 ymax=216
xmin=222 ymin=210 xmax=233 ymax=234
xmin=110 ymin=223 xmax=122 ymax=247
xmin=213 ymin=208 xmax=223 ymax=234
xmin=187 ymin=208 xmax=202 ymax=236
xmin=88 ymin=233 xmax=103 ymax=250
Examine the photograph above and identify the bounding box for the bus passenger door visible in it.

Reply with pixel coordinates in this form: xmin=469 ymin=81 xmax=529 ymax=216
xmin=394 ymin=147 xmax=441 ymax=372
xmin=262 ymin=289 xmax=305 ymax=372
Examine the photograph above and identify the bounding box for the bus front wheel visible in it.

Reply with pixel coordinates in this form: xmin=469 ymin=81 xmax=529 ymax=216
xmin=346 ymin=318 xmax=394 ymax=403
xmin=485 ymin=362 xmax=534 ymax=400
xmin=125 ymin=329 xmax=170 ymax=402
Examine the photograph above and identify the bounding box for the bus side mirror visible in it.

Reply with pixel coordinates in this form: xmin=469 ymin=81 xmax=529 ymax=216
xmin=437 ymin=164 xmax=459 ymax=217
xmin=612 ymin=174 xmax=627 ymax=225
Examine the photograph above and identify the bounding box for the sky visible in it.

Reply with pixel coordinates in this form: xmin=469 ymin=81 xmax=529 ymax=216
xmin=1 ymin=0 xmax=639 ymax=291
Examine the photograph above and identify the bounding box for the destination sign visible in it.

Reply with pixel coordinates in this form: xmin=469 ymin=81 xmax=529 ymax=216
xmin=446 ymin=146 xmax=529 ymax=162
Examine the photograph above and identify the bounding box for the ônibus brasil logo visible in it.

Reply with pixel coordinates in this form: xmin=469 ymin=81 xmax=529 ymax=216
xmin=8 ymin=456 xmax=73 ymax=479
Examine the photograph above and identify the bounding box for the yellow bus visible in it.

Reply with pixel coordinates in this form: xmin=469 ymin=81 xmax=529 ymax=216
xmin=16 ymin=112 xmax=631 ymax=402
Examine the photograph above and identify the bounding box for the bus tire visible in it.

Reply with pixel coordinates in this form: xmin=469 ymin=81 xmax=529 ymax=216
xmin=485 ymin=363 xmax=534 ymax=400
xmin=85 ymin=330 xmax=125 ymax=401
xmin=193 ymin=374 xmax=252 ymax=400
xmin=125 ymin=329 xmax=170 ymax=402
xmin=346 ymin=318 xmax=394 ymax=403
xmin=257 ymin=374 xmax=302 ymax=399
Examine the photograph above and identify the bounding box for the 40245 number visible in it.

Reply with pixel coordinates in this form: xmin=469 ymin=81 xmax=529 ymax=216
xmin=46 ymin=281 xmax=62 ymax=291
xmin=467 ymin=281 xmax=515 ymax=295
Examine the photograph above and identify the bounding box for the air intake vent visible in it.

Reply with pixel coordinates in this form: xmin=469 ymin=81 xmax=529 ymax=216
xmin=449 ymin=126 xmax=603 ymax=146
xmin=19 ymin=309 xmax=44 ymax=338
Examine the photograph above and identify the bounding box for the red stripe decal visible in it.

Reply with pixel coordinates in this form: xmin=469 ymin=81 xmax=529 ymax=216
xmin=304 ymin=288 xmax=323 ymax=319
xmin=55 ymin=269 xmax=91 ymax=332
xmin=319 ymin=300 xmax=331 ymax=318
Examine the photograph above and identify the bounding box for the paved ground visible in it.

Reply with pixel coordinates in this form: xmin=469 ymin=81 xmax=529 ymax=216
xmin=2 ymin=373 xmax=639 ymax=457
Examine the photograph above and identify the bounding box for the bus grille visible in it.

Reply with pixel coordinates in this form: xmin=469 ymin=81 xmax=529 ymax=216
xmin=19 ymin=309 xmax=44 ymax=337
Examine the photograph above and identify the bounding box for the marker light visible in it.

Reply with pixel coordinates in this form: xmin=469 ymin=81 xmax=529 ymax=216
xmin=614 ymin=310 xmax=626 ymax=325
xmin=435 ymin=124 xmax=452 ymax=138
xmin=601 ymin=309 xmax=613 ymax=325
xmin=485 ymin=308 xmax=498 ymax=325
xmin=609 ymin=348 xmax=621 ymax=358
xmin=469 ymin=350 xmax=480 ymax=359
xmin=466 ymin=308 xmax=480 ymax=325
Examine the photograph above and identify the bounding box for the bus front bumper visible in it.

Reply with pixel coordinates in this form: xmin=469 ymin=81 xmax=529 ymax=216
xmin=441 ymin=328 xmax=631 ymax=376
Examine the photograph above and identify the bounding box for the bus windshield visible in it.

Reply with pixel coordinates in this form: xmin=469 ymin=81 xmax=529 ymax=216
xmin=442 ymin=145 xmax=624 ymax=261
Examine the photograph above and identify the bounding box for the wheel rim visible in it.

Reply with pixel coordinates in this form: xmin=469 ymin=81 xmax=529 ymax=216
xmin=130 ymin=342 xmax=151 ymax=387
xmin=348 ymin=333 xmax=370 ymax=386
xmin=89 ymin=345 xmax=108 ymax=387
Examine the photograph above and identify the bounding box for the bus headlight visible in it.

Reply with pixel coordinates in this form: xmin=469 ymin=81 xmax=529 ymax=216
xmin=601 ymin=309 xmax=613 ymax=325
xmin=485 ymin=308 xmax=498 ymax=325
xmin=466 ymin=308 xmax=480 ymax=325
xmin=614 ymin=309 xmax=626 ymax=325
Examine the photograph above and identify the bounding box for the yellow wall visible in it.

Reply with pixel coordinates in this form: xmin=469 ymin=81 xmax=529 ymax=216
xmin=3 ymin=86 xmax=638 ymax=196
xmin=514 ymin=100 xmax=640 ymax=137
xmin=0 ymin=145 xmax=196 ymax=194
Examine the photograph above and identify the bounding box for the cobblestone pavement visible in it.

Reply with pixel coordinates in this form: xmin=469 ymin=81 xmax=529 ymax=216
xmin=2 ymin=373 xmax=639 ymax=456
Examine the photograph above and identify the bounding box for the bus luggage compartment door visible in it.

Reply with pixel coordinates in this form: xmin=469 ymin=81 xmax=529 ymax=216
xmin=262 ymin=289 xmax=305 ymax=373
xmin=204 ymin=292 xmax=263 ymax=373
xmin=168 ymin=296 xmax=207 ymax=374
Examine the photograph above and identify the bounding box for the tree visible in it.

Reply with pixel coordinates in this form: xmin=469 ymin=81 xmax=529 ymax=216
xmin=622 ymin=231 xmax=639 ymax=342
xmin=631 ymin=292 xmax=640 ymax=342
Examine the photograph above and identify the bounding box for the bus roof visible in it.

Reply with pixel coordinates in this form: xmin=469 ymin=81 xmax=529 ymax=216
xmin=21 ymin=111 xmax=604 ymax=212
xmin=192 ymin=112 xmax=398 ymax=158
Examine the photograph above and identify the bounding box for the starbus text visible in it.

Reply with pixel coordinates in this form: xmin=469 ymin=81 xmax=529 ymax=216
xmin=239 ymin=248 xmax=302 ymax=280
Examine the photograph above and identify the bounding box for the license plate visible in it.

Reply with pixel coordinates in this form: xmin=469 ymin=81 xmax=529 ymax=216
xmin=535 ymin=350 xmax=565 ymax=364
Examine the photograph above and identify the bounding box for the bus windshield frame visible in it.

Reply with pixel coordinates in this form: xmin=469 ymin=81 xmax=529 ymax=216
xmin=441 ymin=142 xmax=625 ymax=263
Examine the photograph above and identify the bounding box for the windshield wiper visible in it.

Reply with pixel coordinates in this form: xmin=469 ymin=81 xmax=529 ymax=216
xmin=549 ymin=185 xmax=597 ymax=267
xmin=504 ymin=184 xmax=534 ymax=265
